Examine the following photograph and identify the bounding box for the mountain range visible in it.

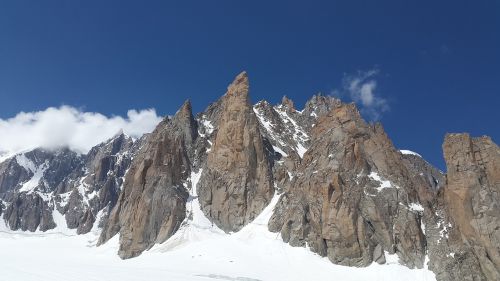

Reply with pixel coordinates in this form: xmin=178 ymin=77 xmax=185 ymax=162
xmin=1 ymin=72 xmax=499 ymax=281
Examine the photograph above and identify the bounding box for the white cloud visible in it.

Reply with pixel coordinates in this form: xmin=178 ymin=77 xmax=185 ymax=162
xmin=343 ymin=69 xmax=389 ymax=120
xmin=0 ymin=106 xmax=162 ymax=156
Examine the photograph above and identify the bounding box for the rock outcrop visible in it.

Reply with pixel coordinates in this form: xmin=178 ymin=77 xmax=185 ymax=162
xmin=3 ymin=192 xmax=55 ymax=231
xmin=1 ymin=71 xmax=499 ymax=281
xmin=401 ymin=151 xmax=444 ymax=192
xmin=0 ymin=134 xmax=142 ymax=233
xmin=0 ymin=149 xmax=83 ymax=231
xmin=98 ymin=101 xmax=195 ymax=258
xmin=62 ymin=132 xmax=138 ymax=234
xmin=0 ymin=156 xmax=34 ymax=195
xmin=426 ymin=134 xmax=500 ymax=281
xmin=269 ymin=103 xmax=429 ymax=268
xmin=198 ymin=72 xmax=274 ymax=232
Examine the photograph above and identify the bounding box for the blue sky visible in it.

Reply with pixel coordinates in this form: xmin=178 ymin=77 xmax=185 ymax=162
xmin=0 ymin=0 xmax=498 ymax=169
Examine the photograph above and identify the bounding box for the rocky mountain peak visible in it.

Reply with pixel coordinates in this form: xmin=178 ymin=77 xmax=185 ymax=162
xmin=269 ymin=99 xmax=431 ymax=268
xmin=2 ymin=71 xmax=499 ymax=281
xmin=198 ymin=72 xmax=274 ymax=232
xmin=302 ymin=93 xmax=341 ymax=119
xmin=98 ymin=99 xmax=195 ymax=258
xmin=89 ymin=130 xmax=131 ymax=156
xmin=444 ymin=133 xmax=500 ymax=259
xmin=172 ymin=99 xmax=197 ymax=146
xmin=112 ymin=128 xmax=125 ymax=138
xmin=174 ymin=99 xmax=193 ymax=120
xmin=225 ymin=71 xmax=249 ymax=99
xmin=422 ymin=133 xmax=500 ymax=281
xmin=281 ymin=95 xmax=295 ymax=110
xmin=311 ymin=102 xmax=364 ymax=139
xmin=443 ymin=133 xmax=499 ymax=177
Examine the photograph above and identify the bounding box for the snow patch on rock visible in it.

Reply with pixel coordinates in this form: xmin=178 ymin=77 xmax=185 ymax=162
xmin=400 ymin=150 xmax=422 ymax=158
xmin=15 ymin=154 xmax=37 ymax=172
xmin=368 ymin=172 xmax=399 ymax=192
xmin=272 ymin=146 xmax=288 ymax=157
xmin=19 ymin=161 xmax=49 ymax=193
xmin=274 ymin=106 xmax=309 ymax=158
xmin=409 ymin=203 xmax=424 ymax=212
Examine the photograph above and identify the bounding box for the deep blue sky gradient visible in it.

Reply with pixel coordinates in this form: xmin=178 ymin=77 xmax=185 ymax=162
xmin=0 ymin=0 xmax=499 ymax=169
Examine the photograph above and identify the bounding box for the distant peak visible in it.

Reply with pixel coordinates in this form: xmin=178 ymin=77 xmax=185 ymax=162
xmin=255 ymin=100 xmax=270 ymax=106
xmin=307 ymin=93 xmax=336 ymax=104
xmin=100 ymin=129 xmax=129 ymax=147
xmin=281 ymin=95 xmax=295 ymax=110
xmin=113 ymin=129 xmax=125 ymax=138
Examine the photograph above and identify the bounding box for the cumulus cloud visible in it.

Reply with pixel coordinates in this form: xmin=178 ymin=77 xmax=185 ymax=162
xmin=0 ymin=106 xmax=163 ymax=156
xmin=342 ymin=69 xmax=389 ymax=120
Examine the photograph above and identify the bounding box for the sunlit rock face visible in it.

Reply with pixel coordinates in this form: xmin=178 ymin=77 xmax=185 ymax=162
xmin=197 ymin=72 xmax=274 ymax=233
xmin=1 ymin=72 xmax=500 ymax=281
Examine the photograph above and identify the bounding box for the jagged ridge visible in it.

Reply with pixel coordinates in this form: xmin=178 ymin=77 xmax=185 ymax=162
xmin=0 ymin=72 xmax=499 ymax=281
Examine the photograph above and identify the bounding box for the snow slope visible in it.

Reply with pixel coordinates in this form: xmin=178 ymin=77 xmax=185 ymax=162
xmin=0 ymin=190 xmax=437 ymax=281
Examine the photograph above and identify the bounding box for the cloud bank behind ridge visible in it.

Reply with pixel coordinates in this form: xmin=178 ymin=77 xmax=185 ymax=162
xmin=0 ymin=106 xmax=162 ymax=157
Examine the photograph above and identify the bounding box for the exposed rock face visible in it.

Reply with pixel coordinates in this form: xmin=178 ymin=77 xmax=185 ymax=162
xmin=251 ymin=94 xmax=341 ymax=200
xmin=298 ymin=93 xmax=342 ymax=130
xmin=98 ymin=101 xmax=195 ymax=258
xmin=0 ymin=157 xmax=32 ymax=195
xmin=0 ymin=149 xmax=83 ymax=231
xmin=253 ymin=100 xmax=307 ymax=160
xmin=0 ymin=134 xmax=142 ymax=234
xmin=1 ymin=71 xmax=499 ymax=281
xmin=63 ymin=133 xmax=138 ymax=234
xmin=3 ymin=192 xmax=55 ymax=231
xmin=198 ymin=72 xmax=274 ymax=232
xmin=401 ymin=151 xmax=444 ymax=192
xmin=426 ymin=134 xmax=500 ymax=281
xmin=0 ymin=149 xmax=82 ymax=198
xmin=269 ymin=103 xmax=429 ymax=268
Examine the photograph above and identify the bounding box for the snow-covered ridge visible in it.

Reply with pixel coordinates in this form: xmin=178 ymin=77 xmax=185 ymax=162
xmin=0 ymin=152 xmax=9 ymax=163
xmin=400 ymin=149 xmax=422 ymax=158
xmin=252 ymin=102 xmax=310 ymax=158
xmin=15 ymin=154 xmax=36 ymax=171
xmin=274 ymin=105 xmax=309 ymax=158
xmin=13 ymin=153 xmax=50 ymax=193
xmin=18 ymin=161 xmax=49 ymax=193
xmin=252 ymin=105 xmax=287 ymax=146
